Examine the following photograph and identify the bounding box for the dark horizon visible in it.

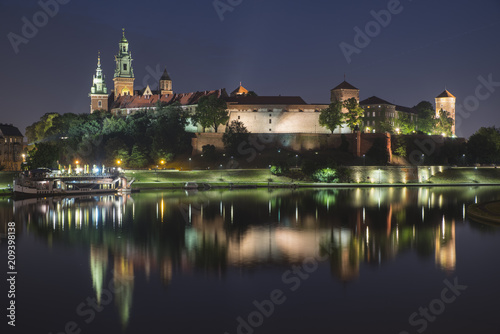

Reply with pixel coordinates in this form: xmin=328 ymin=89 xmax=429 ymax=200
xmin=1 ymin=0 xmax=499 ymax=138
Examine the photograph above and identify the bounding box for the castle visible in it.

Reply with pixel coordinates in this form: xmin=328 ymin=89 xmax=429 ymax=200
xmin=90 ymin=30 xmax=456 ymax=136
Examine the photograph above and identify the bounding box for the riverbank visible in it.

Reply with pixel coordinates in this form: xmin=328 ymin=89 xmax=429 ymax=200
xmin=2 ymin=168 xmax=500 ymax=196
xmin=124 ymin=168 xmax=500 ymax=190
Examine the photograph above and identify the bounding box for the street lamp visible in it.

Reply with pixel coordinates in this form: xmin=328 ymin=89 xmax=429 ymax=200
xmin=421 ymin=154 xmax=425 ymax=165
xmin=363 ymin=154 xmax=366 ymax=166
xmin=295 ymin=154 xmax=299 ymax=168
xmin=188 ymin=158 xmax=192 ymax=170
xmin=462 ymin=154 xmax=466 ymax=166
xmin=219 ymin=164 xmax=223 ymax=179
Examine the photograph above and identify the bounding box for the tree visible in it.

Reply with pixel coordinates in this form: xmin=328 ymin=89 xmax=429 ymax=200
xmin=222 ymin=120 xmax=249 ymax=155
xmin=128 ymin=144 xmax=148 ymax=168
xmin=434 ymin=109 xmax=454 ymax=137
xmin=394 ymin=112 xmax=416 ymax=134
xmin=414 ymin=101 xmax=437 ymax=134
xmin=319 ymin=101 xmax=343 ymax=133
xmin=466 ymin=127 xmax=500 ymax=164
xmin=193 ymin=95 xmax=228 ymax=133
xmin=343 ymin=98 xmax=364 ymax=132
xmin=26 ymin=143 xmax=60 ymax=169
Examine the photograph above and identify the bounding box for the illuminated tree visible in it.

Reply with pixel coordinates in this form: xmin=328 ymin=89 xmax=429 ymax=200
xmin=343 ymin=98 xmax=364 ymax=132
xmin=319 ymin=101 xmax=343 ymax=133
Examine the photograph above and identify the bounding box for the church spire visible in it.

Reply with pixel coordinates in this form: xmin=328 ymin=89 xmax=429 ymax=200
xmin=113 ymin=29 xmax=135 ymax=100
xmin=89 ymin=51 xmax=109 ymax=113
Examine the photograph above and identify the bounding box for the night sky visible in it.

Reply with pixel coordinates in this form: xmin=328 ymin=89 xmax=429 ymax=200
xmin=1 ymin=0 xmax=499 ymax=138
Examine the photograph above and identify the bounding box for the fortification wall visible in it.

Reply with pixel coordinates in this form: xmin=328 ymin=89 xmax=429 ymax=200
xmin=192 ymin=132 xmax=392 ymax=161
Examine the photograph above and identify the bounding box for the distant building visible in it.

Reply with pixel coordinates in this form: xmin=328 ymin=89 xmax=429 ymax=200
xmin=89 ymin=30 xmax=454 ymax=136
xmin=0 ymin=124 xmax=24 ymax=171
xmin=360 ymin=96 xmax=418 ymax=133
xmin=435 ymin=90 xmax=456 ymax=135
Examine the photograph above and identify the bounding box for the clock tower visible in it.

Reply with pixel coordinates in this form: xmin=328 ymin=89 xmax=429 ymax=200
xmin=113 ymin=29 xmax=135 ymax=100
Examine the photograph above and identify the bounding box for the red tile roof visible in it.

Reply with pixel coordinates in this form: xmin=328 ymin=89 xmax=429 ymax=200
xmin=436 ymin=90 xmax=455 ymax=98
xmin=111 ymin=89 xmax=228 ymax=109
xmin=332 ymin=81 xmax=359 ymax=91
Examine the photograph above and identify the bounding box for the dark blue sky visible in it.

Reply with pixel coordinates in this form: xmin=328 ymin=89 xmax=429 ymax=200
xmin=1 ymin=0 xmax=499 ymax=137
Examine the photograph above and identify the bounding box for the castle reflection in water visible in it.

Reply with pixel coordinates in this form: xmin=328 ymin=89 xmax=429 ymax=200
xmin=9 ymin=187 xmax=490 ymax=328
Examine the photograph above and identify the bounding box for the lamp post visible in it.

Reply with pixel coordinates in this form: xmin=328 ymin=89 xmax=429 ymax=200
xmin=421 ymin=154 xmax=425 ymax=165
xmin=462 ymin=154 xmax=466 ymax=166
xmin=219 ymin=164 xmax=223 ymax=179
xmin=363 ymin=154 xmax=365 ymax=166
xmin=188 ymin=158 xmax=192 ymax=170
xmin=156 ymin=165 xmax=159 ymax=182
xmin=295 ymin=154 xmax=299 ymax=168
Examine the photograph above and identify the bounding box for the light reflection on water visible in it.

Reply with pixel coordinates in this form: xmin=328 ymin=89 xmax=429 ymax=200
xmin=3 ymin=186 xmax=500 ymax=333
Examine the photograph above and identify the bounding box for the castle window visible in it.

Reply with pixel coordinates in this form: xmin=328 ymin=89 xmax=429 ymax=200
xmin=98 ymin=101 xmax=102 ymax=108
xmin=269 ymin=114 xmax=272 ymax=117
xmin=253 ymin=109 xmax=257 ymax=112
xmin=269 ymin=129 xmax=272 ymax=132
xmin=124 ymin=64 xmax=128 ymax=71
xmin=238 ymin=116 xmax=240 ymax=120
xmin=269 ymin=119 xmax=272 ymax=124
xmin=269 ymin=109 xmax=272 ymax=112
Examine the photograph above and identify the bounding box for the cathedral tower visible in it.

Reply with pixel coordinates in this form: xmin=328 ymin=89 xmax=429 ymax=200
xmin=331 ymin=80 xmax=359 ymax=113
xmin=89 ymin=52 xmax=109 ymax=113
xmin=435 ymin=89 xmax=456 ymax=135
xmin=113 ymin=29 xmax=135 ymax=100
xmin=159 ymin=69 xmax=173 ymax=95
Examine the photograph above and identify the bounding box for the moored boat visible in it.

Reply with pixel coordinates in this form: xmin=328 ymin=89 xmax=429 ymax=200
xmin=13 ymin=168 xmax=133 ymax=198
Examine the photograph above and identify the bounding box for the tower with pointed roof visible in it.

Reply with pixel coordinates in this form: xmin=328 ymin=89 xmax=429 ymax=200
xmin=159 ymin=69 xmax=173 ymax=95
xmin=113 ymin=29 xmax=135 ymax=100
xmin=230 ymin=83 xmax=249 ymax=97
xmin=89 ymin=52 xmax=109 ymax=113
xmin=331 ymin=80 xmax=360 ymax=113
xmin=435 ymin=89 xmax=456 ymax=135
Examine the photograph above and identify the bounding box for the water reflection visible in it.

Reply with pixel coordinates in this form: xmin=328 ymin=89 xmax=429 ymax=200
xmin=9 ymin=187 xmax=500 ymax=330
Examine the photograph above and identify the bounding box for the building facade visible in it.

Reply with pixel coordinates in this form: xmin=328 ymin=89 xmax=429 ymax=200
xmin=0 ymin=124 xmax=24 ymax=171
xmin=89 ymin=31 xmax=454 ymax=136
xmin=435 ymin=90 xmax=456 ymax=135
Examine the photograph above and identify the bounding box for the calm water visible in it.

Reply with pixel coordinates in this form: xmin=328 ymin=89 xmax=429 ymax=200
xmin=2 ymin=187 xmax=500 ymax=334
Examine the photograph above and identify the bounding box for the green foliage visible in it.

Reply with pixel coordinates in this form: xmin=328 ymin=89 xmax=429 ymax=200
xmin=311 ymin=168 xmax=339 ymax=183
xmin=193 ymin=95 xmax=229 ymax=133
xmin=319 ymin=101 xmax=343 ymax=133
xmin=222 ymin=120 xmax=250 ymax=155
xmin=414 ymin=101 xmax=437 ymax=134
xmin=24 ymin=103 xmax=192 ymax=169
xmin=343 ymin=98 xmax=364 ymax=132
xmin=270 ymin=161 xmax=289 ymax=176
xmin=467 ymin=127 xmax=500 ymax=164
xmin=393 ymin=136 xmax=407 ymax=158
xmin=202 ymin=144 xmax=217 ymax=160
xmin=394 ymin=112 xmax=416 ymax=134
xmin=26 ymin=143 xmax=60 ymax=169
xmin=128 ymin=145 xmax=148 ymax=168
xmin=434 ymin=109 xmax=454 ymax=137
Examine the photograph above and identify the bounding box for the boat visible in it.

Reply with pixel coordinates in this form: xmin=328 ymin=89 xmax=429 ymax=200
xmin=13 ymin=168 xmax=134 ymax=198
xmin=184 ymin=182 xmax=199 ymax=189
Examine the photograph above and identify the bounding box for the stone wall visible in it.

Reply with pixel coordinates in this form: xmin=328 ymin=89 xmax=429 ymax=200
xmin=192 ymin=132 xmax=392 ymax=161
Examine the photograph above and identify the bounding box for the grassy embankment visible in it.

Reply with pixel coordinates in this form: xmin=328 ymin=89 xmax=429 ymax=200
xmin=124 ymin=169 xmax=297 ymax=188
xmin=427 ymin=168 xmax=500 ymax=184
xmin=0 ymin=172 xmax=16 ymax=195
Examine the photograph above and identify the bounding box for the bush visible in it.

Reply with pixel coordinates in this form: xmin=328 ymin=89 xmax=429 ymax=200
xmin=202 ymin=144 xmax=217 ymax=160
xmin=311 ymin=168 xmax=339 ymax=183
xmin=270 ymin=161 xmax=289 ymax=176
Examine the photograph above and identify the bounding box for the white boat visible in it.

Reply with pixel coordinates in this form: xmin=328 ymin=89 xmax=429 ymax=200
xmin=13 ymin=168 xmax=132 ymax=198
